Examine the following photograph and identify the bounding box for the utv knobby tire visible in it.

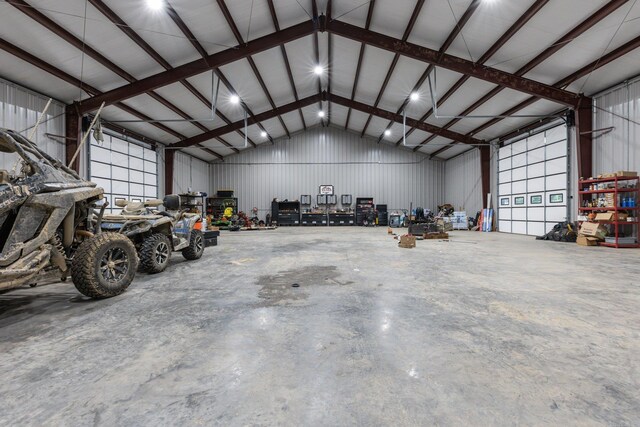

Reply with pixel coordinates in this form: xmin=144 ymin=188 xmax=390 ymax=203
xmin=140 ymin=233 xmax=171 ymax=274
xmin=71 ymin=233 xmax=139 ymax=299
xmin=182 ymin=229 xmax=205 ymax=261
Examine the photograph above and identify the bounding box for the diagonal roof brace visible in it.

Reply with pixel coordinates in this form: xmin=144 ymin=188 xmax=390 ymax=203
xmin=78 ymin=20 xmax=318 ymax=114
xmin=325 ymin=20 xmax=581 ymax=108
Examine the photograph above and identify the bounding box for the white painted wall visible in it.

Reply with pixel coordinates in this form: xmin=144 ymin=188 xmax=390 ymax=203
xmin=444 ymin=148 xmax=483 ymax=216
xmin=593 ymin=75 xmax=640 ymax=175
xmin=210 ymin=127 xmax=444 ymax=215
xmin=172 ymin=150 xmax=210 ymax=195
xmin=0 ymin=77 xmax=65 ymax=170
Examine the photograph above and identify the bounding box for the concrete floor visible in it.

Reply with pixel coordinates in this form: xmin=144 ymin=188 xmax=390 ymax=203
xmin=1 ymin=228 xmax=639 ymax=426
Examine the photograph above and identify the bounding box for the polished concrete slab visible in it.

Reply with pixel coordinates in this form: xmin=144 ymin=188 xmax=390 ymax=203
xmin=1 ymin=228 xmax=639 ymax=426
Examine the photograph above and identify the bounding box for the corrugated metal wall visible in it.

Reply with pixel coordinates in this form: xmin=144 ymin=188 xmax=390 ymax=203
xmin=593 ymin=75 xmax=640 ymax=175
xmin=210 ymin=127 xmax=444 ymax=214
xmin=0 ymin=78 xmax=65 ymax=169
xmin=444 ymin=148 xmax=483 ymax=215
xmin=172 ymin=150 xmax=210 ymax=195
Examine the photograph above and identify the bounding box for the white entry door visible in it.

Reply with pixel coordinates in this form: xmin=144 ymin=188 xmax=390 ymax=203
xmin=498 ymin=123 xmax=569 ymax=236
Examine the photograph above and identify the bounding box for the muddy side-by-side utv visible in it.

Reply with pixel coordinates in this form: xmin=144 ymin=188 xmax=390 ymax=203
xmin=0 ymin=128 xmax=138 ymax=298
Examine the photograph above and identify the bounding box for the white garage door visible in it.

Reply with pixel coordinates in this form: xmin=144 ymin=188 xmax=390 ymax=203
xmin=89 ymin=133 xmax=158 ymax=213
xmin=498 ymin=123 xmax=569 ymax=236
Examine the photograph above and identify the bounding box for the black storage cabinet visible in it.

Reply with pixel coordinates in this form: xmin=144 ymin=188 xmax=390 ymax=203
xmin=356 ymin=197 xmax=374 ymax=225
xmin=329 ymin=213 xmax=355 ymax=226
xmin=376 ymin=204 xmax=388 ymax=226
xmin=301 ymin=213 xmax=327 ymax=226
xmin=203 ymin=230 xmax=219 ymax=247
xmin=275 ymin=201 xmax=300 ymax=226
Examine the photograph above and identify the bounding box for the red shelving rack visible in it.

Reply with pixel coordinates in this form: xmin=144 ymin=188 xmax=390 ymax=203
xmin=578 ymin=176 xmax=639 ymax=248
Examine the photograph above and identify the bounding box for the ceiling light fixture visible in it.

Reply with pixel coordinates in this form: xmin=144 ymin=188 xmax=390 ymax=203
xmin=313 ymin=65 xmax=324 ymax=76
xmin=146 ymin=0 xmax=164 ymax=11
xmin=229 ymin=94 xmax=240 ymax=104
xmin=384 ymin=129 xmax=391 ymax=136
xmin=318 ymin=111 xmax=325 ymax=118
xmin=260 ymin=131 xmax=268 ymax=138
xmin=410 ymin=92 xmax=420 ymax=102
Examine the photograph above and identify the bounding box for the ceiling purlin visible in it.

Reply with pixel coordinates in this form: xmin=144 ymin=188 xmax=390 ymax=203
xmin=7 ymin=0 xmax=640 ymax=162
xmin=395 ymin=0 xmax=549 ymax=146
xmin=10 ymin=0 xmax=218 ymax=141
xmin=87 ymin=0 xmax=232 ymax=157
xmin=414 ymin=0 xmax=628 ymax=152
xmin=267 ymin=0 xmax=308 ymax=131
xmin=216 ymin=0 xmax=291 ymax=139
xmin=311 ymin=0 xmax=325 ymax=126
xmin=432 ymin=32 xmax=640 ymax=158
xmin=327 ymin=0 xmax=333 ymax=126
xmin=344 ymin=0 xmax=376 ymax=131
xmin=359 ymin=0 xmax=427 ymax=138
xmin=165 ymin=2 xmax=289 ymax=149
xmin=76 ymin=19 xmax=317 ymax=114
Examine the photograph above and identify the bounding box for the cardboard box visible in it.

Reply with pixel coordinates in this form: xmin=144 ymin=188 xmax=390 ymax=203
xmin=399 ymin=235 xmax=416 ymax=248
xmin=579 ymin=222 xmax=607 ymax=240
xmin=616 ymin=171 xmax=638 ymax=177
xmin=594 ymin=212 xmax=628 ymax=222
xmin=577 ymin=235 xmax=599 ymax=246
xmin=595 ymin=212 xmax=614 ymax=222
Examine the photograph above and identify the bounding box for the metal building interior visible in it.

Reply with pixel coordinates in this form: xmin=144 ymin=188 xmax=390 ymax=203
xmin=0 ymin=0 xmax=639 ymax=425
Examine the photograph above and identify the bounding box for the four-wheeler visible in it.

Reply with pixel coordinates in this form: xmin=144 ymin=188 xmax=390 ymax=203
xmin=100 ymin=195 xmax=205 ymax=274
xmin=0 ymin=128 xmax=138 ymax=298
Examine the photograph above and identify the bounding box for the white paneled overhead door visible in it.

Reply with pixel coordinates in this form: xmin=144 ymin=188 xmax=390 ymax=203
xmin=498 ymin=122 xmax=569 ymax=236
xmin=89 ymin=133 xmax=158 ymax=214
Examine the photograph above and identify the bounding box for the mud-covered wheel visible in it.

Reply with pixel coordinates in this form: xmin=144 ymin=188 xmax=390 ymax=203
xmin=182 ymin=230 xmax=205 ymax=261
xmin=140 ymin=233 xmax=171 ymax=274
xmin=71 ymin=233 xmax=138 ymax=299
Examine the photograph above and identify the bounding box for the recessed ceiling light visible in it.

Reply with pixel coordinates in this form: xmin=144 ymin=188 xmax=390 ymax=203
xmin=229 ymin=94 xmax=240 ymax=104
xmin=384 ymin=129 xmax=391 ymax=136
xmin=410 ymin=92 xmax=419 ymax=101
xmin=318 ymin=111 xmax=325 ymax=118
xmin=313 ymin=65 xmax=323 ymax=76
xmin=147 ymin=0 xmax=164 ymax=11
xmin=260 ymin=131 xmax=268 ymax=138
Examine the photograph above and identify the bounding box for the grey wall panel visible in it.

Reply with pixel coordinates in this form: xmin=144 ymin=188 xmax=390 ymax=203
xmin=0 ymin=77 xmax=65 ymax=170
xmin=210 ymin=127 xmax=444 ymax=214
xmin=593 ymin=76 xmax=640 ymax=176
xmin=173 ymin=151 xmax=211 ymax=195
xmin=444 ymin=148 xmax=483 ymax=215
